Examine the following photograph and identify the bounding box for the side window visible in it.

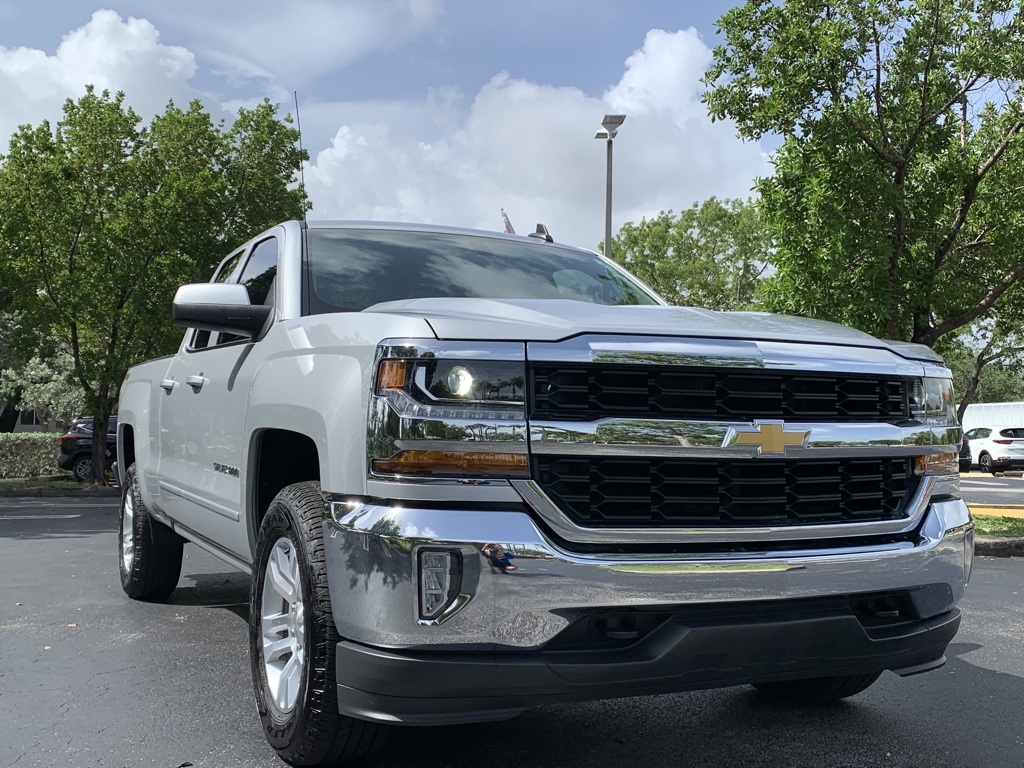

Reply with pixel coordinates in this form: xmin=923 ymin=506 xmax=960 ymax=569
xmin=237 ymin=238 xmax=278 ymax=306
xmin=964 ymin=429 xmax=976 ymax=440
xmin=978 ymin=428 xmax=992 ymax=438
xmin=190 ymin=329 xmax=212 ymax=350
xmin=214 ymin=251 xmax=245 ymax=284
xmin=187 ymin=248 xmax=247 ymax=352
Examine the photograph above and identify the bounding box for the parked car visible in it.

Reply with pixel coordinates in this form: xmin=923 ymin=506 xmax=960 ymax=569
xmin=958 ymin=435 xmax=972 ymax=472
xmin=963 ymin=426 xmax=1024 ymax=474
xmin=58 ymin=416 xmax=117 ymax=481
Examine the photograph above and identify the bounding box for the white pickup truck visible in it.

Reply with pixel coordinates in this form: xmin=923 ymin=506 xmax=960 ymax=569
xmin=117 ymin=220 xmax=973 ymax=766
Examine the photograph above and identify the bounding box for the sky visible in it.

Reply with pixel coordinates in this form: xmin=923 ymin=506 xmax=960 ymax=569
xmin=0 ymin=1 xmax=770 ymax=251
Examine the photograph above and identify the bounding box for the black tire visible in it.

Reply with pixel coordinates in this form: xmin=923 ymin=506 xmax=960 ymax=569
xmin=71 ymin=454 xmax=91 ymax=482
xmin=250 ymin=482 xmax=385 ymax=766
xmin=752 ymin=672 xmax=882 ymax=703
xmin=980 ymin=453 xmax=994 ymax=474
xmin=118 ymin=463 xmax=184 ymax=600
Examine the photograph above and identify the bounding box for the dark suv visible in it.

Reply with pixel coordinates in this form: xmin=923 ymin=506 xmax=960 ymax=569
xmin=58 ymin=417 xmax=117 ymax=481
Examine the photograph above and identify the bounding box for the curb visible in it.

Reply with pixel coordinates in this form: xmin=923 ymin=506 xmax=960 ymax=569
xmin=975 ymin=535 xmax=1024 ymax=558
xmin=0 ymin=485 xmax=120 ymax=498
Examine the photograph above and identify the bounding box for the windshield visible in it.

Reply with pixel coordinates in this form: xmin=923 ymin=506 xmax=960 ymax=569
xmin=304 ymin=229 xmax=660 ymax=314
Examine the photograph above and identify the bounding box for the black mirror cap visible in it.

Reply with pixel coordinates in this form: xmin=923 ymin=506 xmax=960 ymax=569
xmin=172 ymin=302 xmax=272 ymax=336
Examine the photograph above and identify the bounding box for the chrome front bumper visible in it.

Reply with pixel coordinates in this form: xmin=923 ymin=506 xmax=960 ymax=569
xmin=323 ymin=497 xmax=974 ymax=651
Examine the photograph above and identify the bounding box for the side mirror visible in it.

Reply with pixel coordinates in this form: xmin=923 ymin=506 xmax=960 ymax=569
xmin=172 ymin=283 xmax=272 ymax=337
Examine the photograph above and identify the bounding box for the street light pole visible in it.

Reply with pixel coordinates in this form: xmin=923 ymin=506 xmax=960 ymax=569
xmin=595 ymin=114 xmax=625 ymax=258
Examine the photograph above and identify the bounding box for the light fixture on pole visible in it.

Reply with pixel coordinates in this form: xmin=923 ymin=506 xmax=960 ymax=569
xmin=594 ymin=114 xmax=626 ymax=258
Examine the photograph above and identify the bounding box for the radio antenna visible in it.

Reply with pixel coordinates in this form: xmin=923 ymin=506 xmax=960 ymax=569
xmin=293 ymin=90 xmax=308 ymax=223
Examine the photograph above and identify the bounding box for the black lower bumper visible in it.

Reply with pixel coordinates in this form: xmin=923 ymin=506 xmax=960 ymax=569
xmin=335 ymin=606 xmax=961 ymax=725
xmin=991 ymin=459 xmax=1024 ymax=471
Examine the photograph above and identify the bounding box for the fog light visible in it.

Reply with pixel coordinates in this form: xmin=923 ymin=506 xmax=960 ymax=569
xmin=419 ymin=549 xmax=462 ymax=620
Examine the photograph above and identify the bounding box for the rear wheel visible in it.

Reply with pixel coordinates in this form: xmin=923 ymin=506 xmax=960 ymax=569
xmin=250 ymin=482 xmax=384 ymax=766
xmin=752 ymin=672 xmax=882 ymax=703
xmin=71 ymin=455 xmax=91 ymax=482
xmin=979 ymin=452 xmax=994 ymax=474
xmin=118 ymin=463 xmax=184 ymax=600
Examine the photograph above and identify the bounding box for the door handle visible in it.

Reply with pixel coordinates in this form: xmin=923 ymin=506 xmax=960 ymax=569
xmin=159 ymin=379 xmax=176 ymax=393
xmin=186 ymin=375 xmax=208 ymax=392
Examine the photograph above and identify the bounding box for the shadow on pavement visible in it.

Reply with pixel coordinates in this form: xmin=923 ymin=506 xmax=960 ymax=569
xmin=171 ymin=571 xmax=250 ymax=622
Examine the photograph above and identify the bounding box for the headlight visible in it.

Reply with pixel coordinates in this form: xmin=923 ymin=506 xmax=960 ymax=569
xmin=369 ymin=342 xmax=529 ymax=480
xmin=376 ymin=358 xmax=525 ymax=414
xmin=910 ymin=377 xmax=956 ymax=425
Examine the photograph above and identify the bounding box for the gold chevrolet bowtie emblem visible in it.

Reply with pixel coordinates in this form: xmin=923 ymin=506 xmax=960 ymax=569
xmin=731 ymin=422 xmax=810 ymax=454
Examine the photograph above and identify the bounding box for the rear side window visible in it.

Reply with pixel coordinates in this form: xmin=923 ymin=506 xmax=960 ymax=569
xmin=999 ymin=428 xmax=1024 ymax=438
xmin=237 ymin=237 xmax=278 ymax=306
xmin=977 ymin=428 xmax=992 ymax=438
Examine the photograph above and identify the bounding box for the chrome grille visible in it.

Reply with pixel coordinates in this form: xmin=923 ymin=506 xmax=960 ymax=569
xmin=532 ymin=455 xmax=914 ymax=528
xmin=530 ymin=365 xmax=911 ymax=422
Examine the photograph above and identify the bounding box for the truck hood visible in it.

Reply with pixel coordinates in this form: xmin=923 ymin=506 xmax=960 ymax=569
xmin=363 ymin=298 xmax=924 ymax=358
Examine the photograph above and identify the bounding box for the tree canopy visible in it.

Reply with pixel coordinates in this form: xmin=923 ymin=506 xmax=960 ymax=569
xmin=610 ymin=197 xmax=770 ymax=310
xmin=705 ymin=0 xmax=1024 ymax=346
xmin=0 ymin=87 xmax=307 ymax=473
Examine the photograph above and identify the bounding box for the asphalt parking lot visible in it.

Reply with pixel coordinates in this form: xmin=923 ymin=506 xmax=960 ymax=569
xmin=1 ymin=495 xmax=1022 ymax=768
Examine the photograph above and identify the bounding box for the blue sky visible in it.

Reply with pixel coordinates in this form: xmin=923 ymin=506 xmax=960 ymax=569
xmin=0 ymin=1 xmax=768 ymax=250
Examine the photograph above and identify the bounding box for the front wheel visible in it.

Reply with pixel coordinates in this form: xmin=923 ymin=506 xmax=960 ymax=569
xmin=119 ymin=463 xmax=184 ymax=600
xmin=751 ymin=672 xmax=882 ymax=703
xmin=250 ymin=482 xmax=384 ymax=766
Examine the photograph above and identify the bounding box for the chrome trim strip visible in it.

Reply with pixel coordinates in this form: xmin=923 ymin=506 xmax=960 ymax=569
xmin=526 ymin=335 xmax=928 ymax=377
xmin=529 ymin=419 xmax=960 ymax=456
xmin=509 ymin=476 xmax=936 ymax=544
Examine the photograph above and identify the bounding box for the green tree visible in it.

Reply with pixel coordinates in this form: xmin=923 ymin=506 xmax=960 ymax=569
xmin=938 ymin=317 xmax=1024 ymax=420
xmin=0 ymin=87 xmax=307 ymax=481
xmin=0 ymin=311 xmax=38 ymax=432
xmin=0 ymin=342 xmax=85 ymax=430
xmin=610 ymin=197 xmax=770 ymax=310
xmin=705 ymin=0 xmax=1024 ymax=346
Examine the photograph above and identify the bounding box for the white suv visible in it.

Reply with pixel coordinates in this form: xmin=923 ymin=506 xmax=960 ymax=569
xmin=964 ymin=426 xmax=1024 ymax=473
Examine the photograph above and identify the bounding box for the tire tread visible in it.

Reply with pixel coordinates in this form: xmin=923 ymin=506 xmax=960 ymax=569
xmin=119 ymin=464 xmax=183 ymax=600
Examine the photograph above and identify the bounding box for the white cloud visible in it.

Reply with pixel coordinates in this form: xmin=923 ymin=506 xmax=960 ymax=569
xmin=605 ymin=28 xmax=712 ymax=117
xmin=175 ymin=0 xmax=442 ymax=86
xmin=0 ymin=10 xmax=207 ymax=146
xmin=305 ymin=28 xmax=768 ymax=250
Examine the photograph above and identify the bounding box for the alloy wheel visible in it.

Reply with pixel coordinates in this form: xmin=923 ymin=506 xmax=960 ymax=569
xmin=260 ymin=537 xmax=305 ymax=715
xmin=120 ymin=489 xmax=134 ymax=572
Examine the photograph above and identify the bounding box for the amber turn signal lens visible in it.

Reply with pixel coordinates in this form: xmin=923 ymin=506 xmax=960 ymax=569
xmin=376 ymin=360 xmax=408 ymax=392
xmin=914 ymin=453 xmax=957 ymax=476
xmin=372 ymin=450 xmax=528 ymax=477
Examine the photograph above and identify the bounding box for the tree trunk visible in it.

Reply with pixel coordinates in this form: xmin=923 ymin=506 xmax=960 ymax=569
xmin=90 ymin=382 xmax=113 ymax=485
xmin=956 ymin=351 xmax=986 ymax=424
